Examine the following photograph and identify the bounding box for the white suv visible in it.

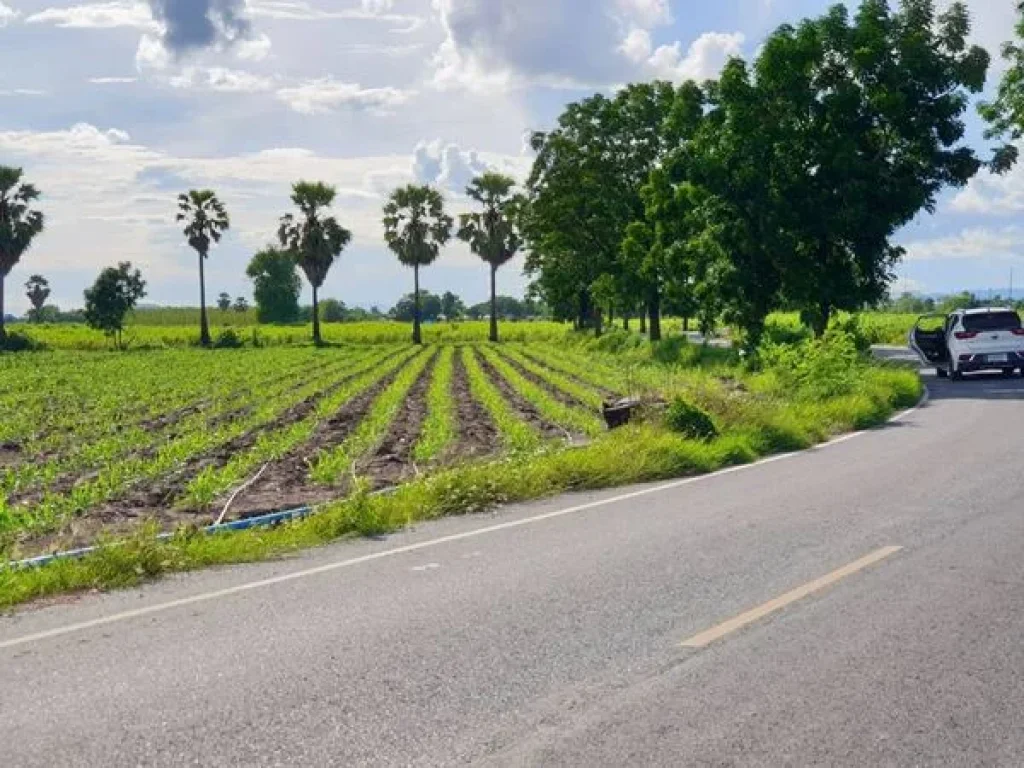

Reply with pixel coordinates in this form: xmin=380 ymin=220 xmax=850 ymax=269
xmin=910 ymin=307 xmax=1024 ymax=380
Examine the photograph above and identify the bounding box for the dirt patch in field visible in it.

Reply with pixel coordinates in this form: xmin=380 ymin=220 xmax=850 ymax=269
xmin=0 ymin=441 xmax=22 ymax=466
xmin=221 ymin=363 xmax=409 ymax=519
xmin=447 ymin=352 xmax=500 ymax=463
xmin=516 ymin=348 xmax=621 ymax=402
xmin=475 ymin=352 xmax=569 ymax=443
xmin=361 ymin=353 xmax=436 ymax=490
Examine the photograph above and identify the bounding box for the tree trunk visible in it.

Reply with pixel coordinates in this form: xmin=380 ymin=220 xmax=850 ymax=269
xmin=593 ymin=307 xmax=603 ymax=338
xmin=198 ymin=250 xmax=211 ymax=347
xmin=489 ymin=263 xmax=499 ymax=343
xmin=412 ymin=264 xmax=422 ymax=345
xmin=623 ymin=312 xmax=630 ymax=332
xmin=577 ymin=289 xmax=590 ymax=331
xmin=0 ymin=273 xmax=5 ymax=342
xmin=608 ymin=303 xmax=614 ymax=327
xmin=312 ymin=284 xmax=322 ymax=346
xmin=648 ymin=288 xmax=662 ymax=343
xmin=683 ymin=316 xmax=690 ymax=332
xmin=813 ymin=298 xmax=831 ymax=338
xmin=639 ymin=308 xmax=647 ymax=335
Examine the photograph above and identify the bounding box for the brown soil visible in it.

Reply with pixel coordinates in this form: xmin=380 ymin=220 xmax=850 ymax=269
xmin=475 ymin=352 xmax=569 ymax=443
xmin=516 ymin=348 xmax=621 ymax=402
xmin=448 ymin=352 xmax=501 ymax=463
xmin=361 ymin=353 xmax=437 ymax=490
xmin=0 ymin=441 xmax=22 ymax=466
xmin=220 ymin=361 xmax=411 ymax=520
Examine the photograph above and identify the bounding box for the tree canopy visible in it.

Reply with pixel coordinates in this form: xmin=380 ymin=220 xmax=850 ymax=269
xmin=246 ymin=246 xmax=302 ymax=324
xmin=0 ymin=167 xmax=45 ymax=341
xmin=83 ymin=262 xmax=146 ymax=349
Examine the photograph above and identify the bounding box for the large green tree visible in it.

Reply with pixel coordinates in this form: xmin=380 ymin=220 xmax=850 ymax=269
xmin=0 ymin=167 xmax=45 ymax=342
xmin=457 ymin=173 xmax=524 ymax=342
xmin=278 ymin=181 xmax=352 ymax=345
xmin=83 ymin=262 xmax=146 ymax=350
xmin=524 ymin=81 xmax=678 ymax=338
xmin=979 ymin=1 xmax=1024 ymax=172
xmin=761 ymin=0 xmax=990 ymax=335
xmin=382 ymin=185 xmax=453 ymax=344
xmin=177 ymin=189 xmax=230 ymax=347
xmin=246 ymin=247 xmax=302 ymax=324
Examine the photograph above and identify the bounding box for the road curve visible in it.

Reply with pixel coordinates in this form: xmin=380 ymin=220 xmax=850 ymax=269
xmin=3 ymin=371 xmax=1024 ymax=766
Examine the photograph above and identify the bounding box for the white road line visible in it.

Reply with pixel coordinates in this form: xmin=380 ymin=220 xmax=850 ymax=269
xmin=0 ymin=392 xmax=930 ymax=652
xmin=680 ymin=546 xmax=904 ymax=648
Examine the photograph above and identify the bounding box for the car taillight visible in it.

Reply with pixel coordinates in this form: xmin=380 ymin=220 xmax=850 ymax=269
xmin=1012 ymin=328 xmax=1024 ymax=336
xmin=955 ymin=331 xmax=978 ymax=339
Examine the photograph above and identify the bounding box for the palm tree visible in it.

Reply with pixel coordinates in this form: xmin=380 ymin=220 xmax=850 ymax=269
xmin=457 ymin=173 xmax=524 ymax=343
xmin=383 ymin=185 xmax=453 ymax=344
xmin=0 ymin=167 xmax=45 ymax=342
xmin=177 ymin=190 xmax=230 ymax=347
xmin=278 ymin=181 xmax=352 ymax=346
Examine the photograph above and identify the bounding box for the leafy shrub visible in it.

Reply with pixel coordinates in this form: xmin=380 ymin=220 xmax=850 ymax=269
xmin=664 ymin=397 xmax=719 ymax=441
xmin=760 ymin=329 xmax=861 ymax=400
xmin=213 ymin=328 xmax=245 ymax=349
xmin=827 ymin=314 xmax=871 ymax=353
xmin=0 ymin=332 xmax=44 ymax=352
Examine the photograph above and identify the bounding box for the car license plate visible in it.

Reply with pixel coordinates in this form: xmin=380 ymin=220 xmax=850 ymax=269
xmin=989 ymin=354 xmax=1008 ymax=363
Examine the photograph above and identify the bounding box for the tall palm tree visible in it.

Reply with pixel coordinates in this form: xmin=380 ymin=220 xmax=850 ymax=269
xmin=0 ymin=167 xmax=45 ymax=342
xmin=457 ymin=173 xmax=524 ymax=343
xmin=177 ymin=190 xmax=230 ymax=347
xmin=278 ymin=181 xmax=351 ymax=346
xmin=383 ymin=185 xmax=453 ymax=344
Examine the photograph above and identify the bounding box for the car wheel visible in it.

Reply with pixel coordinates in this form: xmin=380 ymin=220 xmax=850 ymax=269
xmin=936 ymin=367 xmax=949 ymax=378
xmin=1003 ymin=368 xmax=1015 ymax=377
xmin=951 ymin=364 xmax=963 ymax=381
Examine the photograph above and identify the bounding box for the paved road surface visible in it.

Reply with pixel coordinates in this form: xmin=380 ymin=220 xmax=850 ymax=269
xmin=3 ymin=370 xmax=1024 ymax=766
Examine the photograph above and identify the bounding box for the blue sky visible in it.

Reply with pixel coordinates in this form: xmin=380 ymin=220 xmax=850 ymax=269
xmin=0 ymin=0 xmax=1019 ymax=314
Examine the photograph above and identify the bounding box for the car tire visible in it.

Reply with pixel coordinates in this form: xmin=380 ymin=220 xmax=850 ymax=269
xmin=1003 ymin=368 xmax=1015 ymax=377
xmin=951 ymin=364 xmax=963 ymax=381
xmin=936 ymin=367 xmax=949 ymax=378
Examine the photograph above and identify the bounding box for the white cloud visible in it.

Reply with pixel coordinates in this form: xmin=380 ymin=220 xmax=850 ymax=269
xmin=951 ymin=155 xmax=1024 ymax=216
xmin=89 ymin=76 xmax=138 ymax=84
xmin=245 ymin=0 xmax=421 ymax=30
xmin=135 ymin=32 xmax=171 ymax=69
xmin=276 ymin=78 xmax=413 ymax=114
xmin=647 ymin=31 xmax=745 ymax=82
xmin=236 ymin=33 xmax=272 ymax=60
xmin=0 ymin=89 xmax=47 ymax=96
xmin=169 ymin=66 xmax=273 ymax=92
xmin=27 ymin=1 xmax=155 ymax=30
xmin=904 ymin=227 xmax=1024 ymax=261
xmin=0 ymin=2 xmax=18 ymax=27
xmin=412 ymin=138 xmax=530 ymax=193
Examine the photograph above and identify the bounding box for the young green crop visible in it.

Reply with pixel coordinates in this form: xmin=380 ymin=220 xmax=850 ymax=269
xmin=412 ymin=345 xmax=457 ymax=464
xmin=496 ymin=345 xmax=606 ymax=411
xmin=183 ymin=346 xmax=422 ymax=508
xmin=309 ymin=348 xmax=436 ymax=485
xmin=477 ymin=346 xmax=604 ymax=438
xmin=459 ymin=346 xmax=541 ymax=453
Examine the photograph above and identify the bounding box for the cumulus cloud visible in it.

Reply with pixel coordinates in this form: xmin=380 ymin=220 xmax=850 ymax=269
xmin=27 ymin=2 xmax=154 ymax=29
xmin=411 ymin=139 xmax=530 ymax=193
xmin=276 ymin=78 xmax=413 ymax=114
xmin=951 ymin=159 xmax=1024 ymax=216
xmin=145 ymin=0 xmax=251 ymax=55
xmin=169 ymin=66 xmax=273 ymax=92
xmin=430 ymin=0 xmax=741 ymax=90
xmin=646 ymin=31 xmax=745 ymax=82
xmin=904 ymin=227 xmax=1024 ymax=261
xmin=0 ymin=2 xmax=18 ymax=27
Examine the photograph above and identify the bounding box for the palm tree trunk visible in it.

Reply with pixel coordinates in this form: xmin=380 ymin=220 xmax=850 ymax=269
xmin=0 ymin=273 xmax=6 ymax=342
xmin=489 ymin=263 xmax=498 ymax=343
xmin=312 ymin=283 xmax=321 ymax=346
xmin=412 ymin=264 xmax=422 ymax=345
xmin=198 ymin=250 xmax=211 ymax=347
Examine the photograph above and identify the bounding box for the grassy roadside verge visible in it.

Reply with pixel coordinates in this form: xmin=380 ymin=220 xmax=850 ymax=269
xmin=0 ymin=361 xmax=921 ymax=611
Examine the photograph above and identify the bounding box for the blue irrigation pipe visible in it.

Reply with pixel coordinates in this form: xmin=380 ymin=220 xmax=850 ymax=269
xmin=4 ymin=482 xmax=406 ymax=572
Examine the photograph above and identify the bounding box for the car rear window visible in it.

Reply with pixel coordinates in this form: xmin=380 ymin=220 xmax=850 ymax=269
xmin=963 ymin=311 xmax=1023 ymax=332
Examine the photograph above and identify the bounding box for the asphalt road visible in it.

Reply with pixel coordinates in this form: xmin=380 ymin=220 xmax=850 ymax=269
xmin=3 ymin=368 xmax=1024 ymax=766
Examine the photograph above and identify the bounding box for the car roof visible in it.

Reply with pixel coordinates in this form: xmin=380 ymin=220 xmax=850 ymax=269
xmin=961 ymin=307 xmax=1020 ymax=315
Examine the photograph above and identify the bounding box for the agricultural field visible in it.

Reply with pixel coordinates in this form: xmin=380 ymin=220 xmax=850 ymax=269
xmin=0 ymin=329 xmax=921 ymax=567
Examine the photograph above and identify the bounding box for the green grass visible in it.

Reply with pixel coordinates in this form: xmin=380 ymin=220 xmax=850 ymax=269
xmin=413 ymin=346 xmax=457 ymax=464
xmin=0 ymin=361 xmax=922 ymax=611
